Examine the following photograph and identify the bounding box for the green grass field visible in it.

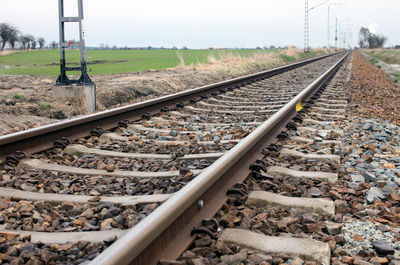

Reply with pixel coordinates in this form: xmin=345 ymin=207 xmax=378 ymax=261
xmin=0 ymin=49 xmax=280 ymax=76
xmin=362 ymin=49 xmax=400 ymax=65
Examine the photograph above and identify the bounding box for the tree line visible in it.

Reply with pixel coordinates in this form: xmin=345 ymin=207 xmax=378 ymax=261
xmin=0 ymin=23 xmax=45 ymax=51
xmin=358 ymin=27 xmax=387 ymax=49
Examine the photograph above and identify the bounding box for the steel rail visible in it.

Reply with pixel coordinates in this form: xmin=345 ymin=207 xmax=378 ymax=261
xmin=89 ymin=51 xmax=349 ymax=265
xmin=0 ymin=52 xmax=339 ymax=160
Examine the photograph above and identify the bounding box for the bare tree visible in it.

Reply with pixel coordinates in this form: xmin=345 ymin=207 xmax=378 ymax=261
xmin=0 ymin=23 xmax=19 ymax=50
xmin=31 ymin=39 xmax=37 ymax=49
xmin=38 ymin=37 xmax=45 ymax=49
xmin=8 ymin=33 xmax=19 ymax=49
xmin=20 ymin=35 xmax=30 ymax=49
xmin=359 ymin=27 xmax=387 ymax=49
xmin=358 ymin=27 xmax=369 ymax=48
xmin=50 ymin=41 xmax=58 ymax=49
xmin=26 ymin=35 xmax=35 ymax=49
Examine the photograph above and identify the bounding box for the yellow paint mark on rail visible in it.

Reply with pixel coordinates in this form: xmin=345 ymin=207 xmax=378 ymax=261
xmin=296 ymin=101 xmax=303 ymax=112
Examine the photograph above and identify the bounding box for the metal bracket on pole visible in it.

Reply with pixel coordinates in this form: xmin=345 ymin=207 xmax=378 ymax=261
xmin=56 ymin=0 xmax=92 ymax=86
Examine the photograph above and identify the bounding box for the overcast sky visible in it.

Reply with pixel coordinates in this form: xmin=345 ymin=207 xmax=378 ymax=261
xmin=1 ymin=0 xmax=399 ymax=49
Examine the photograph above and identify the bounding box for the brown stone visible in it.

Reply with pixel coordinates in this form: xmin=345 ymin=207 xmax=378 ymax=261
xmin=335 ymin=200 xmax=350 ymax=214
xmin=354 ymin=203 xmax=365 ymax=211
xmin=369 ymin=257 xmax=388 ymax=264
xmin=248 ymin=253 xmax=273 ymax=264
xmin=60 ymin=202 xmax=74 ymax=211
xmin=305 ymin=223 xmax=321 ymax=233
xmin=219 ymin=244 xmax=234 ymax=255
xmin=329 ymin=240 xmax=336 ymax=250
xmin=49 ymin=210 xmax=63 ymax=220
xmin=334 ymin=248 xmax=348 ymax=256
xmin=342 ymin=256 xmax=354 ymax=264
xmin=100 ymin=218 xmax=114 ymax=231
xmin=277 ymin=252 xmax=290 ymax=261
xmin=272 ymin=257 xmax=284 ymax=264
xmin=324 ymin=223 xmax=342 ymax=235
xmin=181 ymin=251 xmax=196 ymax=259
xmin=191 ymin=247 xmax=212 ymax=256
xmin=383 ymin=163 xmax=395 ymax=169
xmin=105 ymin=164 xmax=116 ymax=172
xmin=220 ymin=250 xmax=247 ymax=264
xmin=389 ymin=192 xmax=400 ymax=201
xmin=194 ymin=237 xmax=211 ymax=247
xmin=54 ymin=243 xmax=74 ymax=251
xmin=329 ymin=190 xmax=342 ymax=199
xmin=335 ymin=235 xmax=346 ymax=245
xmin=1 ymin=232 xmax=19 ymax=240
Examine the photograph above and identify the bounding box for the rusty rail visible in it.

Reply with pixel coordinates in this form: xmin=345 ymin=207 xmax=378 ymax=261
xmin=89 ymin=51 xmax=349 ymax=265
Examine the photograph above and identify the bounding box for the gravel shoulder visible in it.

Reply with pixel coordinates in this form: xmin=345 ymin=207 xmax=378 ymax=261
xmin=347 ymin=52 xmax=400 ymax=126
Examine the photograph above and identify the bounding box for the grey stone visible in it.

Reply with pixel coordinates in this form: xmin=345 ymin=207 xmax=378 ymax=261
xmin=394 ymin=177 xmax=400 ymax=186
xmin=372 ymin=241 xmax=395 ymax=255
xmin=7 ymin=246 xmax=19 ymax=256
xmin=301 ymin=213 xmax=317 ymax=224
xmin=213 ymin=136 xmax=220 ymax=141
xmin=374 ymin=168 xmax=385 ymax=175
xmin=362 ymin=172 xmax=376 ymax=182
xmin=351 ymin=174 xmax=365 ymax=184
xmin=348 ymin=182 xmax=361 ymax=189
xmin=248 ymin=253 xmax=273 ymax=264
xmin=318 ymin=131 xmax=328 ymax=138
xmin=362 ymin=123 xmax=373 ymax=131
xmin=292 ymin=257 xmax=305 ymax=265
xmin=378 ymin=174 xmax=389 ymax=181
xmin=223 ymin=135 xmax=233 ymax=140
xmin=220 ymin=249 xmax=247 ymax=264
xmin=382 ymin=182 xmax=398 ymax=193
xmin=309 ymin=187 xmax=322 ymax=197
xmin=365 ymin=187 xmax=385 ymax=203
xmin=369 ymin=162 xmax=380 ymax=169
xmin=20 ymin=183 xmax=36 ymax=192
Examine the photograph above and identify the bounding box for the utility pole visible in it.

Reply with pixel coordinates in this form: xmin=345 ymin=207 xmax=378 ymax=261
xmin=56 ymin=0 xmax=92 ymax=85
xmin=304 ymin=0 xmax=310 ymax=53
xmin=327 ymin=7 xmax=330 ymax=50
xmin=343 ymin=32 xmax=346 ymax=48
xmin=304 ymin=0 xmax=335 ymax=53
xmin=54 ymin=0 xmax=96 ymax=113
xmin=335 ymin=18 xmax=338 ymax=49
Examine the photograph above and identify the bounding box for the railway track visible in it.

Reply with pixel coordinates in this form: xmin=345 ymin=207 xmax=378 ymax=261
xmin=0 ymin=52 xmax=349 ymax=265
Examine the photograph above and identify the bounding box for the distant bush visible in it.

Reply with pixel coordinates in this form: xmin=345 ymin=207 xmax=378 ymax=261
xmin=280 ymin=54 xmax=296 ymax=62
xmin=298 ymin=53 xmax=307 ymax=59
xmin=12 ymin=93 xmax=24 ymax=99
xmin=37 ymin=103 xmax=52 ymax=110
